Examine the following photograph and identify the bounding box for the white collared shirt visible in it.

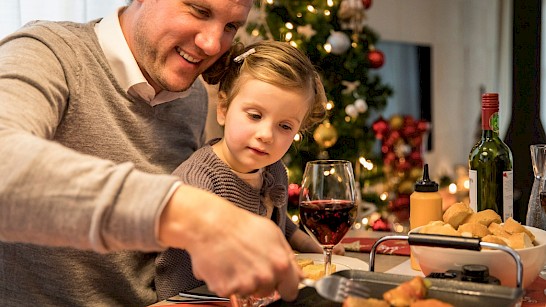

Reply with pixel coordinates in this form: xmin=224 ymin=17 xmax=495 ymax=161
xmin=94 ymin=7 xmax=190 ymax=106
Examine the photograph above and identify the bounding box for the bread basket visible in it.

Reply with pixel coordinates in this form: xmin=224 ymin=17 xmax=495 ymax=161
xmin=407 ymin=226 xmax=546 ymax=288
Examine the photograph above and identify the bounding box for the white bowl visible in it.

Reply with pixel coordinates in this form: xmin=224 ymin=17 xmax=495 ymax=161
xmin=409 ymin=225 xmax=546 ymax=288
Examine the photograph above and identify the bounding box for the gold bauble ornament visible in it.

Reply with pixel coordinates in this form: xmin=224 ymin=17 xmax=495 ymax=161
xmin=313 ymin=121 xmax=338 ymax=148
xmin=389 ymin=115 xmax=404 ymax=130
xmin=398 ymin=179 xmax=414 ymax=194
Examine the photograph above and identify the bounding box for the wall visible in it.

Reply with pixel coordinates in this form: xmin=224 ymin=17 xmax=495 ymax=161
xmin=366 ymin=0 xmax=512 ymax=179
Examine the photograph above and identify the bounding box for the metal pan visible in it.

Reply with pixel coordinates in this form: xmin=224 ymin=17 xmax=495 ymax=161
xmin=272 ymin=234 xmax=523 ymax=306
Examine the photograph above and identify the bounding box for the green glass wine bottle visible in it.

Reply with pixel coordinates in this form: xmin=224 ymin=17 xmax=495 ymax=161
xmin=469 ymin=93 xmax=514 ymax=221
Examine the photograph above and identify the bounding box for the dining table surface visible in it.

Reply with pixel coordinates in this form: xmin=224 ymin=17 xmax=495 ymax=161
xmin=149 ymin=228 xmax=546 ymax=307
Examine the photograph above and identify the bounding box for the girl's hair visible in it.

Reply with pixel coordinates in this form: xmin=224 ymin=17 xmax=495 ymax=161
xmin=202 ymin=40 xmax=327 ymax=132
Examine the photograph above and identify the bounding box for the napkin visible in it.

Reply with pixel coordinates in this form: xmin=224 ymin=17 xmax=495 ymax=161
xmin=341 ymin=237 xmax=410 ymax=256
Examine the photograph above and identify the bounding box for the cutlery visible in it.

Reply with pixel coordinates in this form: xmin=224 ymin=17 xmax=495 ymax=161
xmin=301 ymin=275 xmax=370 ymax=303
xmin=166 ymin=291 xmax=230 ymax=303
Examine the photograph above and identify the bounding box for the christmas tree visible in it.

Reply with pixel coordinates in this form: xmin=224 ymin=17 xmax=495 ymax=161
xmin=245 ymin=0 xmax=393 ymax=187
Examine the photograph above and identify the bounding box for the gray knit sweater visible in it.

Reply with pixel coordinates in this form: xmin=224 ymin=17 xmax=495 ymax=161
xmin=0 ymin=20 xmax=208 ymax=306
xmin=155 ymin=142 xmax=297 ymax=299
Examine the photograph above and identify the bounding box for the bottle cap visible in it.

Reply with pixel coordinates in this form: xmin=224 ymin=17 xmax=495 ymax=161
xmin=414 ymin=164 xmax=439 ymax=192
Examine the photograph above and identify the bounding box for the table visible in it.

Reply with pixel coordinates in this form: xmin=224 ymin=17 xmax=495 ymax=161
xmin=343 ymin=229 xmax=410 ymax=273
xmin=150 ymin=229 xmax=546 ymax=306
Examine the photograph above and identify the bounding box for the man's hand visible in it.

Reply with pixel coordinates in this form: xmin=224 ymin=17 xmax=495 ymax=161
xmin=158 ymin=185 xmax=302 ymax=301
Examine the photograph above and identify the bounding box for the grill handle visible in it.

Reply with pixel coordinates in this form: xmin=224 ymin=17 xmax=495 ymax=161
xmin=368 ymin=233 xmax=523 ymax=290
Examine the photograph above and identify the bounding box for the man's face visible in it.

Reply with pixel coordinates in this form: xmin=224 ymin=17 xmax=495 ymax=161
xmin=123 ymin=0 xmax=252 ymax=93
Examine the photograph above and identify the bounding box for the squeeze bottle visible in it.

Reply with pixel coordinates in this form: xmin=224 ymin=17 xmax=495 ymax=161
xmin=409 ymin=164 xmax=443 ymax=271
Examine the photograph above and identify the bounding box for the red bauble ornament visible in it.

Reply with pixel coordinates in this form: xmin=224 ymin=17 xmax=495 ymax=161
xmin=368 ymin=49 xmax=385 ymax=69
xmin=417 ymin=119 xmax=430 ymax=133
xmin=361 ymin=0 xmax=373 ymax=9
xmin=409 ymin=151 xmax=422 ymax=163
xmin=371 ymin=216 xmax=391 ymax=231
xmin=372 ymin=116 xmax=389 ymax=139
xmin=287 ymin=183 xmax=301 ymax=205
xmin=401 ymin=124 xmax=417 ymax=138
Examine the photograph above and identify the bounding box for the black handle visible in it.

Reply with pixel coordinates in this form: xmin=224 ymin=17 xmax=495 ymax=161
xmin=408 ymin=233 xmax=481 ymax=251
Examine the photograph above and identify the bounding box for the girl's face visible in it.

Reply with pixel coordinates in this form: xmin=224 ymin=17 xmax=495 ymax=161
xmin=214 ymin=79 xmax=310 ymax=173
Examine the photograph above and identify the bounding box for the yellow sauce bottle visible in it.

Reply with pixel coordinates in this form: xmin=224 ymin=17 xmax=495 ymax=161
xmin=410 ymin=164 xmax=443 ymax=270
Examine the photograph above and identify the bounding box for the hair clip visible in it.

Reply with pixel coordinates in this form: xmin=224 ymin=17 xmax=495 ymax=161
xmin=233 ymin=48 xmax=256 ymax=63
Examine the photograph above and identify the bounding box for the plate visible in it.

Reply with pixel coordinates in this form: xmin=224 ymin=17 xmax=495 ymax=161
xmin=295 ymin=253 xmax=369 ymax=271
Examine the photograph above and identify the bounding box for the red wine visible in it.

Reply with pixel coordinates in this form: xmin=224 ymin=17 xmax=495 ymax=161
xmin=299 ymin=200 xmax=357 ymax=246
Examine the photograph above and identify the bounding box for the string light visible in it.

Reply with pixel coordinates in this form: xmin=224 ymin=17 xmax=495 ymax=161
xmin=307 ymin=5 xmax=316 ymax=13
xmin=448 ymin=183 xmax=457 ymax=195
xmin=324 ymin=43 xmax=332 ymax=53
xmin=284 ymin=32 xmax=293 ymax=41
xmin=327 ymin=0 xmax=334 ymax=7
xmin=293 ymin=133 xmax=302 ymax=142
xmin=326 ymin=100 xmax=334 ymax=110
xmin=285 ymin=22 xmax=294 ymax=30
xmin=359 ymin=157 xmax=374 ymax=170
xmin=291 ymin=215 xmax=299 ymax=223
xmin=290 ymin=41 xmax=298 ymax=48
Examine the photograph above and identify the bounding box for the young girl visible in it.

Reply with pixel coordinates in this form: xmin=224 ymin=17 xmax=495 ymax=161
xmin=155 ymin=40 xmax=341 ymax=299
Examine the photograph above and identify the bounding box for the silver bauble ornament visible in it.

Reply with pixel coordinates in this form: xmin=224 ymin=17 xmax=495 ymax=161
xmin=327 ymin=31 xmax=351 ymax=55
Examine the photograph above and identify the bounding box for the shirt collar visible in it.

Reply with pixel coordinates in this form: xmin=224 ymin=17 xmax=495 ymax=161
xmin=94 ymin=7 xmax=190 ymax=106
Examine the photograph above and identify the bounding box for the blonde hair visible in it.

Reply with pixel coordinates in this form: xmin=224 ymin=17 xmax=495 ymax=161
xmin=202 ymin=40 xmax=327 ymax=132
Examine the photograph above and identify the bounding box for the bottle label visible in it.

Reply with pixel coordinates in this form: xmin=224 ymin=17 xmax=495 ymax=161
xmin=503 ymin=170 xmax=514 ymax=221
xmin=482 ymin=110 xmax=499 ymax=133
xmin=469 ymin=169 xmax=478 ymax=212
xmin=468 ymin=169 xmax=513 ymax=221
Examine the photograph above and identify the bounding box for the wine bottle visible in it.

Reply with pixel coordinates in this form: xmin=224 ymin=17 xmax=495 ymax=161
xmin=469 ymin=93 xmax=514 ymax=221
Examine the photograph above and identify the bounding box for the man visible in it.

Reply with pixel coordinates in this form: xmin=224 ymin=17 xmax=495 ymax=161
xmin=0 ymin=0 xmax=301 ymax=305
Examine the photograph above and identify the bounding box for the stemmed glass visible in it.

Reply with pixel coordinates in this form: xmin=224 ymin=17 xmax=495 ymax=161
xmin=299 ymin=160 xmax=357 ymax=276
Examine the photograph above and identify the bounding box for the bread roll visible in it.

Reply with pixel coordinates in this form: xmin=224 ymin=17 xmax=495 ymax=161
xmin=458 ymin=222 xmax=490 ymax=238
xmin=503 ymin=217 xmax=536 ymax=241
xmin=464 ymin=209 xmax=501 ymax=227
xmin=506 ymin=232 xmax=534 ymax=249
xmin=443 ymin=202 xmax=473 ymax=229
xmin=488 ymin=222 xmax=511 ymax=239
xmin=420 ymin=223 xmax=459 ymax=236
xmin=481 ymin=234 xmax=509 ymax=248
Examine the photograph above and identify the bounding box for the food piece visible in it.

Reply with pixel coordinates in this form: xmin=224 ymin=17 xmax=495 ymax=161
xmin=488 ymin=222 xmax=512 ymax=239
xmin=506 ymin=232 xmax=534 ymax=249
xmin=420 ymin=223 xmax=459 ymax=236
xmin=410 ymin=298 xmax=454 ymax=307
xmin=342 ymin=296 xmax=389 ymax=307
xmin=383 ymin=276 xmax=427 ymax=306
xmin=301 ymin=263 xmax=336 ymax=280
xmin=442 ymin=202 xmax=473 ymax=229
xmin=419 ymin=221 xmax=445 ymax=233
xmin=464 ymin=209 xmax=501 ymax=227
xmin=503 ymin=217 xmax=536 ymax=241
xmin=458 ymin=222 xmax=490 ymax=238
xmin=481 ymin=234 xmax=509 ymax=248
xmin=296 ymin=258 xmax=314 ymax=269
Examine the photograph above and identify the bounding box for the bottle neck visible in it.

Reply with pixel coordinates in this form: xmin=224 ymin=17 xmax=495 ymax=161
xmin=482 ymin=107 xmax=499 ymax=133
xmin=481 ymin=129 xmax=498 ymax=139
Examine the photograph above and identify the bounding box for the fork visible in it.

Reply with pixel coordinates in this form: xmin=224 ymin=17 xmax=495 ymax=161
xmin=301 ymin=275 xmax=371 ymax=303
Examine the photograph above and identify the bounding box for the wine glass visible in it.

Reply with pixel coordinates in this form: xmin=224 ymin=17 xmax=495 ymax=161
xmin=299 ymin=160 xmax=357 ymax=276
